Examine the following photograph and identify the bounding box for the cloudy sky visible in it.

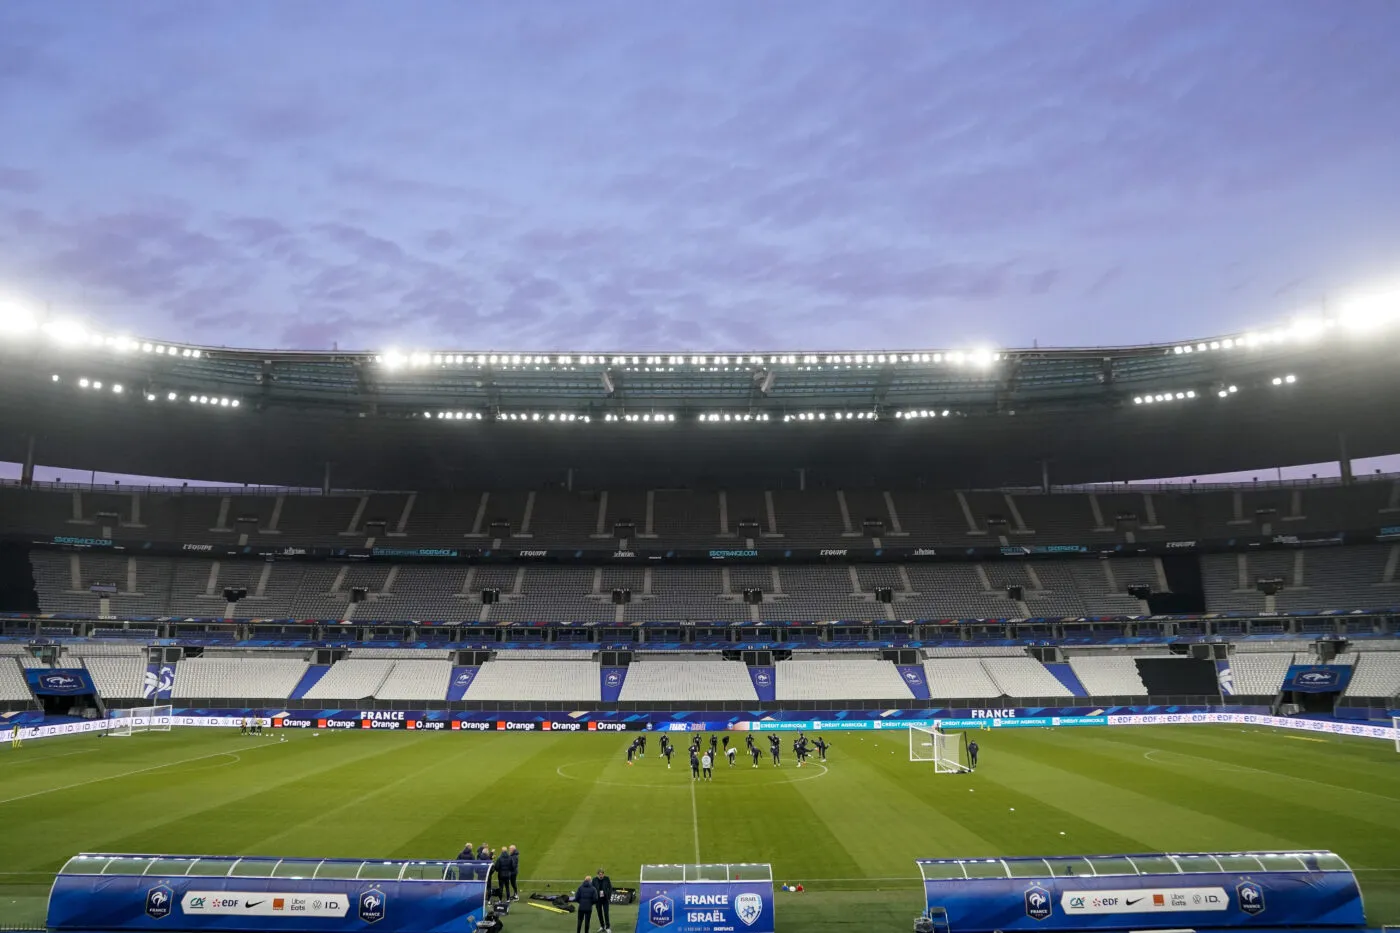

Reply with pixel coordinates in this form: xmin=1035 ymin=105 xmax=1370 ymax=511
xmin=1 ymin=0 xmax=1398 ymax=354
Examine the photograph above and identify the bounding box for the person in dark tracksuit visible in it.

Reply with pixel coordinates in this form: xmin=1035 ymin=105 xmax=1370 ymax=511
xmin=495 ymin=846 xmax=512 ymax=896
xmin=478 ymin=844 xmax=492 ymax=861
xmin=690 ymin=748 xmax=700 ymax=779
xmin=749 ymin=743 xmax=761 ymax=768
xmin=458 ymin=842 xmax=475 ymax=860
xmin=769 ymin=735 xmax=781 ymax=766
xmin=575 ymin=876 xmax=598 ymax=933
xmin=814 ymin=736 xmax=829 ymax=761
xmin=594 ymin=869 xmax=614 ymax=932
xmin=506 ymin=845 xmax=520 ymax=900
xmin=662 ymin=742 xmax=674 ymax=768
xmin=968 ymin=740 xmax=979 ymax=771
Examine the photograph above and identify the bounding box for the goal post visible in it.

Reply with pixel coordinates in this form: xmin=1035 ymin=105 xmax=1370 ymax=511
xmin=1394 ymin=716 xmax=1399 ymax=754
xmin=108 ymin=705 xmax=173 ymax=737
xmin=909 ymin=724 xmax=972 ymax=773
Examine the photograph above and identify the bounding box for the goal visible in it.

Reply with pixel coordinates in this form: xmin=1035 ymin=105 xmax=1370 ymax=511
xmin=909 ymin=724 xmax=972 ymax=772
xmin=109 ymin=705 xmax=173 ymax=737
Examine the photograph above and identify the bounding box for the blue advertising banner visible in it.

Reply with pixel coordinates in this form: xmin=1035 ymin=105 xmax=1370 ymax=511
xmin=25 ymin=669 xmax=96 ymax=696
xmin=747 ymin=667 xmax=776 ymax=702
xmin=446 ymin=666 xmax=478 ymax=701
xmin=637 ymin=869 xmax=774 ymax=933
xmin=602 ymin=667 xmax=628 ymax=703
xmin=918 ymin=854 xmax=1365 ymax=933
xmin=1282 ymin=665 xmax=1353 ymax=693
xmin=896 ymin=665 xmax=932 ymax=700
xmin=48 ymin=856 xmax=491 ymax=933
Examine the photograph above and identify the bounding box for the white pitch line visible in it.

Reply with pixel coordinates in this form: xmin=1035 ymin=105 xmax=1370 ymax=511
xmin=689 ymin=775 xmax=701 ymax=862
xmin=0 ymin=741 xmax=280 ymax=807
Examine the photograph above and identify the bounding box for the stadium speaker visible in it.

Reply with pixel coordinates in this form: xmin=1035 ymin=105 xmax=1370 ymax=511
xmin=222 ymin=587 xmax=247 ymax=603
xmin=350 ymin=586 xmax=368 ymax=604
xmin=1127 ymin=583 xmax=1151 ymax=600
xmin=1006 ymin=584 xmax=1024 ymax=601
xmin=875 ymin=587 xmax=894 ymax=603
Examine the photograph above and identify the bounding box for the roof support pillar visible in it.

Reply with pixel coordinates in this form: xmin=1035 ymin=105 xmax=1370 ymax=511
xmin=20 ymin=434 xmax=35 ymax=487
xmin=322 ymin=461 xmax=332 ymax=496
xmin=1040 ymin=459 xmax=1050 ymax=494
xmin=1338 ymin=432 xmax=1353 ymax=485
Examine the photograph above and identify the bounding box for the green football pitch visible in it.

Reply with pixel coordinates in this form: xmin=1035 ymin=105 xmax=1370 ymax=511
xmin=1 ymin=725 xmax=1397 ymax=931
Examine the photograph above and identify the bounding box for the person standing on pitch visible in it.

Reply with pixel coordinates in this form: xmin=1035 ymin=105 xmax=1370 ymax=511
xmin=575 ymin=875 xmax=599 ymax=933
xmin=690 ymin=746 xmax=701 ymax=780
xmin=968 ymin=740 xmax=979 ymax=771
xmin=594 ymin=868 xmax=614 ymax=933
xmin=662 ymin=741 xmax=674 ymax=768
xmin=749 ymin=742 xmax=761 ymax=768
xmin=701 ymin=750 xmax=713 ymax=781
xmin=507 ymin=845 xmax=520 ymax=900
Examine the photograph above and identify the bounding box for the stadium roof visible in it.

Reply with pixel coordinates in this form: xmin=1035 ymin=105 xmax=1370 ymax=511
xmin=2 ymin=306 xmax=1399 ymax=489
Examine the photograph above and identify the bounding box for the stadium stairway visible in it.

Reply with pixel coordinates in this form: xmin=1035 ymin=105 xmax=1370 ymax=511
xmin=1043 ymin=662 xmax=1089 ymax=697
xmin=289 ymin=664 xmax=331 ymax=700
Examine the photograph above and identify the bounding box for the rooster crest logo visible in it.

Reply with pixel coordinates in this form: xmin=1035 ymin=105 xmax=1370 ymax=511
xmin=358 ymin=888 xmax=387 ymax=923
xmin=1236 ymin=882 xmax=1265 ymax=916
xmin=1025 ymin=885 xmax=1052 ymax=921
xmin=145 ymin=885 xmax=174 ymax=919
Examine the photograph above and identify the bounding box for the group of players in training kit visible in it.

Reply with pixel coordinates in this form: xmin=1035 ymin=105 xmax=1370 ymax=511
xmin=626 ymin=731 xmax=831 ymax=777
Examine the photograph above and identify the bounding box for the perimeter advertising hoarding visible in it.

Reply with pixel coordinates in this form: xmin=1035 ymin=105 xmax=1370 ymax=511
xmin=918 ymin=864 xmax=1364 ymax=933
xmin=636 ymin=875 xmax=774 ymax=933
xmin=12 ymin=709 xmax=1399 ymax=743
xmin=47 ymin=866 xmax=491 ymax=932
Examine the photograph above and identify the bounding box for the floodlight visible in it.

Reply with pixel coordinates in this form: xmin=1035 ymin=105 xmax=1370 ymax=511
xmin=92 ymin=381 xmax=102 ymax=389
xmin=112 ymin=384 xmax=123 ymax=394
xmin=191 ymin=349 xmax=202 ymax=358
xmin=1271 ymin=377 xmax=1282 ymax=386
xmin=1285 ymin=374 xmax=1296 ymax=383
xmin=381 ymin=349 xmax=407 ymax=370
xmin=78 ymin=378 xmax=90 ymax=388
xmin=230 ymin=400 xmax=240 ymax=408
xmin=1134 ymin=396 xmax=1143 ymax=404
xmin=168 ymin=392 xmax=177 ymax=401
xmin=42 ymin=319 xmax=88 ymax=346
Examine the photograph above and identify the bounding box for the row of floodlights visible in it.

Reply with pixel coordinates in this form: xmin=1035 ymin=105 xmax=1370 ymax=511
xmin=378 ymin=350 xmax=999 ymax=369
xmin=1172 ymin=292 xmax=1400 ymax=354
xmin=1133 ymin=375 xmax=1294 ymax=405
xmin=56 ymin=374 xmax=238 ymax=407
xmin=0 ymin=311 xmax=204 ymax=357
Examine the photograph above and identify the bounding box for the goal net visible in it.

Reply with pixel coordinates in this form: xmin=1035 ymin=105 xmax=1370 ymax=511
xmin=109 ymin=705 xmax=173 ymax=737
xmin=909 ymin=724 xmax=972 ymax=772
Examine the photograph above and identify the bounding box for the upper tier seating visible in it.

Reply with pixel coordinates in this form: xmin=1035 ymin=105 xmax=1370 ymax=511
xmin=4 ymin=479 xmax=1397 ymax=549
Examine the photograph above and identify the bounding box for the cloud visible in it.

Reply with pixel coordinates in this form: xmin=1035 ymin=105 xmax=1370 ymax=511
xmin=0 ymin=167 xmax=41 ymax=194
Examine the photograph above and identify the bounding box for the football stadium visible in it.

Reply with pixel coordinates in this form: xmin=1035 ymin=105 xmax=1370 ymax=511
xmin=1 ymin=310 xmax=1399 ymax=933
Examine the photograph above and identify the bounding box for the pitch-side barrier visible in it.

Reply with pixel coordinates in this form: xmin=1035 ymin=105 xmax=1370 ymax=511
xmin=7 ymin=711 xmax=1397 ymax=744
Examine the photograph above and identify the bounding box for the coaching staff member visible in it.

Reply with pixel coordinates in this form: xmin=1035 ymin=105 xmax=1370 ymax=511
xmin=575 ymin=875 xmax=599 ymax=933
xmin=594 ymin=868 xmax=614 ymax=932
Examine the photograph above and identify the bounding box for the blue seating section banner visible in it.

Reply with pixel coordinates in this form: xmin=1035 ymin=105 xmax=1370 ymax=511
xmin=446 ymin=666 xmax=478 ymax=701
xmin=919 ymin=866 xmax=1364 ymax=933
xmin=637 ymin=880 xmax=775 ymax=933
xmin=143 ymin=662 xmax=175 ymax=700
xmin=48 ymin=870 xmax=491 ymax=932
xmin=896 ymin=665 xmax=931 ymax=700
xmin=1282 ymin=665 xmax=1353 ymax=693
xmin=602 ymin=667 xmax=628 ymax=702
xmin=747 ymin=667 xmax=776 ymax=702
xmin=25 ymin=669 xmax=96 ymax=695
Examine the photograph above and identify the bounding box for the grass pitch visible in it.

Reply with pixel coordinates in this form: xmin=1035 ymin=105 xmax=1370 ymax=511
xmin=1 ymin=725 xmax=1398 ymax=931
